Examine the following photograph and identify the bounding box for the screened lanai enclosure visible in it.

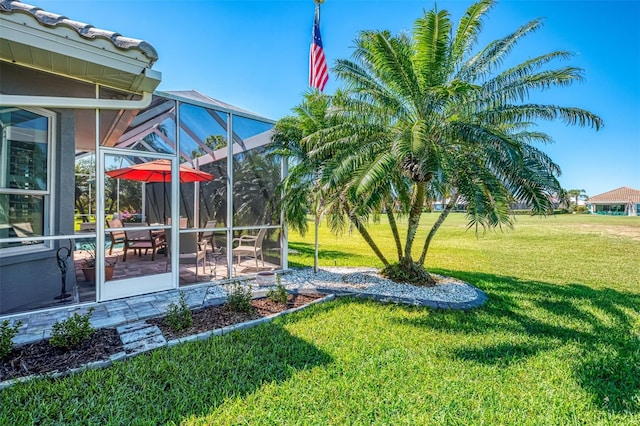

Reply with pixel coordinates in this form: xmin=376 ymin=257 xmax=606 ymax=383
xmin=1 ymin=89 xmax=283 ymax=315
xmin=81 ymin=90 xmax=283 ymax=300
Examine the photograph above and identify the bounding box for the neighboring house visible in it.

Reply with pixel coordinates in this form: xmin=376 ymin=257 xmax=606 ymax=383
xmin=587 ymin=187 xmax=640 ymax=216
xmin=431 ymin=197 xmax=467 ymax=212
xmin=431 ymin=195 xmax=561 ymax=212
xmin=0 ymin=1 xmax=282 ymax=316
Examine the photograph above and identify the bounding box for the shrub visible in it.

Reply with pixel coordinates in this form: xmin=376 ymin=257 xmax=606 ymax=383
xmin=380 ymin=262 xmax=435 ymax=286
xmin=50 ymin=307 xmax=95 ymax=349
xmin=165 ymin=292 xmax=193 ymax=332
xmin=227 ymin=281 xmax=253 ymax=313
xmin=0 ymin=319 xmax=23 ymax=359
xmin=267 ymin=275 xmax=288 ymax=305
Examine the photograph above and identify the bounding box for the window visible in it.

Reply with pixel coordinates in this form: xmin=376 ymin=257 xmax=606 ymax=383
xmin=0 ymin=107 xmax=53 ymax=250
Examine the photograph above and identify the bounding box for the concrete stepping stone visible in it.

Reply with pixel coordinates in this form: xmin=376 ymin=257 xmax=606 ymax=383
xmin=117 ymin=321 xmax=166 ymax=354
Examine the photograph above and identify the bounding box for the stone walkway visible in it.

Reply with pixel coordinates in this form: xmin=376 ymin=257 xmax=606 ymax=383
xmin=1 ymin=289 xmax=334 ymax=390
xmin=6 ymin=267 xmax=488 ymax=347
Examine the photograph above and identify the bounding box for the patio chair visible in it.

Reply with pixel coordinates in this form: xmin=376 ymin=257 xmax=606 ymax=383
xmin=166 ymin=217 xmax=188 ymax=228
xmin=122 ymin=223 xmax=164 ymax=261
xmin=79 ymin=222 xmax=96 ymax=232
xmin=199 ymin=220 xmax=218 ymax=253
xmin=11 ymin=222 xmax=35 ymax=245
xmin=232 ymin=227 xmax=266 ymax=271
xmin=165 ymin=231 xmax=208 ymax=281
xmin=106 ymin=219 xmax=126 ymax=255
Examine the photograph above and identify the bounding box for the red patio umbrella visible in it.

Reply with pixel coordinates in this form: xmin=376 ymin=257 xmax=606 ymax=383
xmin=106 ymin=159 xmax=213 ymax=220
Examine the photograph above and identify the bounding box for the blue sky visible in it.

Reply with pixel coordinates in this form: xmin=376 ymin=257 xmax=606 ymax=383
xmin=36 ymin=0 xmax=640 ymax=197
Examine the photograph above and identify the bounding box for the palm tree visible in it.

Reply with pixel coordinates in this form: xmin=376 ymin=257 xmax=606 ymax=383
xmin=232 ymin=149 xmax=281 ymax=226
xmin=310 ymin=0 xmax=603 ymax=284
xmin=269 ymin=90 xmax=332 ymax=272
xmin=566 ymin=189 xmax=589 ymax=207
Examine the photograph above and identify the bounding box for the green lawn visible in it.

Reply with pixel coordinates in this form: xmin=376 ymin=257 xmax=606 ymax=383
xmin=2 ymin=214 xmax=639 ymax=425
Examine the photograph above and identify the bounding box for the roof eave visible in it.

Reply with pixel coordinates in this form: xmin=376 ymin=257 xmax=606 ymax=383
xmin=1 ymin=6 xmax=160 ymax=94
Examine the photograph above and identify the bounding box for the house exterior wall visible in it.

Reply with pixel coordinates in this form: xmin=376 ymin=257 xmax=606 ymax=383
xmin=0 ymin=109 xmax=77 ymax=314
xmin=589 ymin=203 xmax=638 ymax=216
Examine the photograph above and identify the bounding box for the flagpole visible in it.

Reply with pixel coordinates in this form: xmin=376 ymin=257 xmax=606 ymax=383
xmin=312 ymin=0 xmax=323 ymax=273
xmin=315 ymin=0 xmax=323 ymax=21
xmin=310 ymin=0 xmax=328 ymax=91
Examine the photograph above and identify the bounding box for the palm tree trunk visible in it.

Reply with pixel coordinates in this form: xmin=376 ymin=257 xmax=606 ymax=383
xmin=75 ymin=200 xmax=87 ymax=222
xmin=351 ymin=216 xmax=389 ymax=266
xmin=418 ymin=192 xmax=459 ymax=265
xmin=403 ymin=182 xmax=426 ymax=263
xmin=385 ymin=201 xmax=403 ymax=260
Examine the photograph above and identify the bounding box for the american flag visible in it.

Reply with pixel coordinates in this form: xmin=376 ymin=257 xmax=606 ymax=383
xmin=309 ymin=4 xmax=328 ymax=91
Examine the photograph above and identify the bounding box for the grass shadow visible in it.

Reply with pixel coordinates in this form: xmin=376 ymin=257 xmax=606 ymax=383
xmin=0 ymin=322 xmax=333 ymax=424
xmin=397 ymin=268 xmax=640 ymax=415
xmin=454 ymin=341 xmax=554 ymax=367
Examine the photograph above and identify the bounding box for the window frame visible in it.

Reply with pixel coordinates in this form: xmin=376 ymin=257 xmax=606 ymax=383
xmin=0 ymin=106 xmax=55 ymax=254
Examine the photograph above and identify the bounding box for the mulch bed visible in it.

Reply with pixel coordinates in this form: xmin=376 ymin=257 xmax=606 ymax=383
xmin=1 ymin=328 xmax=123 ymax=382
xmin=1 ymin=293 xmax=324 ymax=383
xmin=150 ymin=294 xmax=324 ymax=340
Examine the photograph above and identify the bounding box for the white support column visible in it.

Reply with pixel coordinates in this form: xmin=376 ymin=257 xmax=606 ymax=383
xmin=95 ymin=104 xmax=105 ymax=301
xmin=170 ymin=101 xmax=181 ymax=288
xmin=281 ymin=155 xmax=288 ymax=270
xmin=226 ymin=113 xmax=234 ymax=278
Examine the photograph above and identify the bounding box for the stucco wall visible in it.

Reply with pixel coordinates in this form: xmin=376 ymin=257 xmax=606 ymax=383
xmin=0 ymin=110 xmax=79 ymax=314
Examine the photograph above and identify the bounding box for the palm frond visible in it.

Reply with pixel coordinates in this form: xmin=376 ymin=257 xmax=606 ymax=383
xmin=451 ymin=0 xmax=495 ymax=65
xmin=483 ymin=66 xmax=585 ymax=104
xmin=480 ymin=104 xmax=604 ymax=130
xmin=413 ymin=8 xmax=452 ymax=87
xmin=458 ymin=18 xmax=544 ymax=82
xmin=354 ymin=150 xmax=399 ymax=196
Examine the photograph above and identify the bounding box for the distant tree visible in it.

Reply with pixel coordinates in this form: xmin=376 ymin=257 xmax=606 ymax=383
xmin=75 ymin=157 xmax=145 ymax=220
xmin=206 ymin=134 xmax=228 ymax=151
xmin=75 ymin=157 xmax=95 ymax=222
xmin=191 ymin=134 xmax=228 ymax=160
xmin=559 ymin=188 xmax=589 ymax=211
xmin=104 ymin=169 xmax=143 ymax=216
xmin=567 ymin=189 xmax=589 ymax=206
xmin=232 ymin=149 xmax=281 ymax=226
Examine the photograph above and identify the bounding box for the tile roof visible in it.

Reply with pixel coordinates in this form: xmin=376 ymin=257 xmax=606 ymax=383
xmin=588 ymin=186 xmax=640 ymax=204
xmin=0 ymin=0 xmax=158 ymax=63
